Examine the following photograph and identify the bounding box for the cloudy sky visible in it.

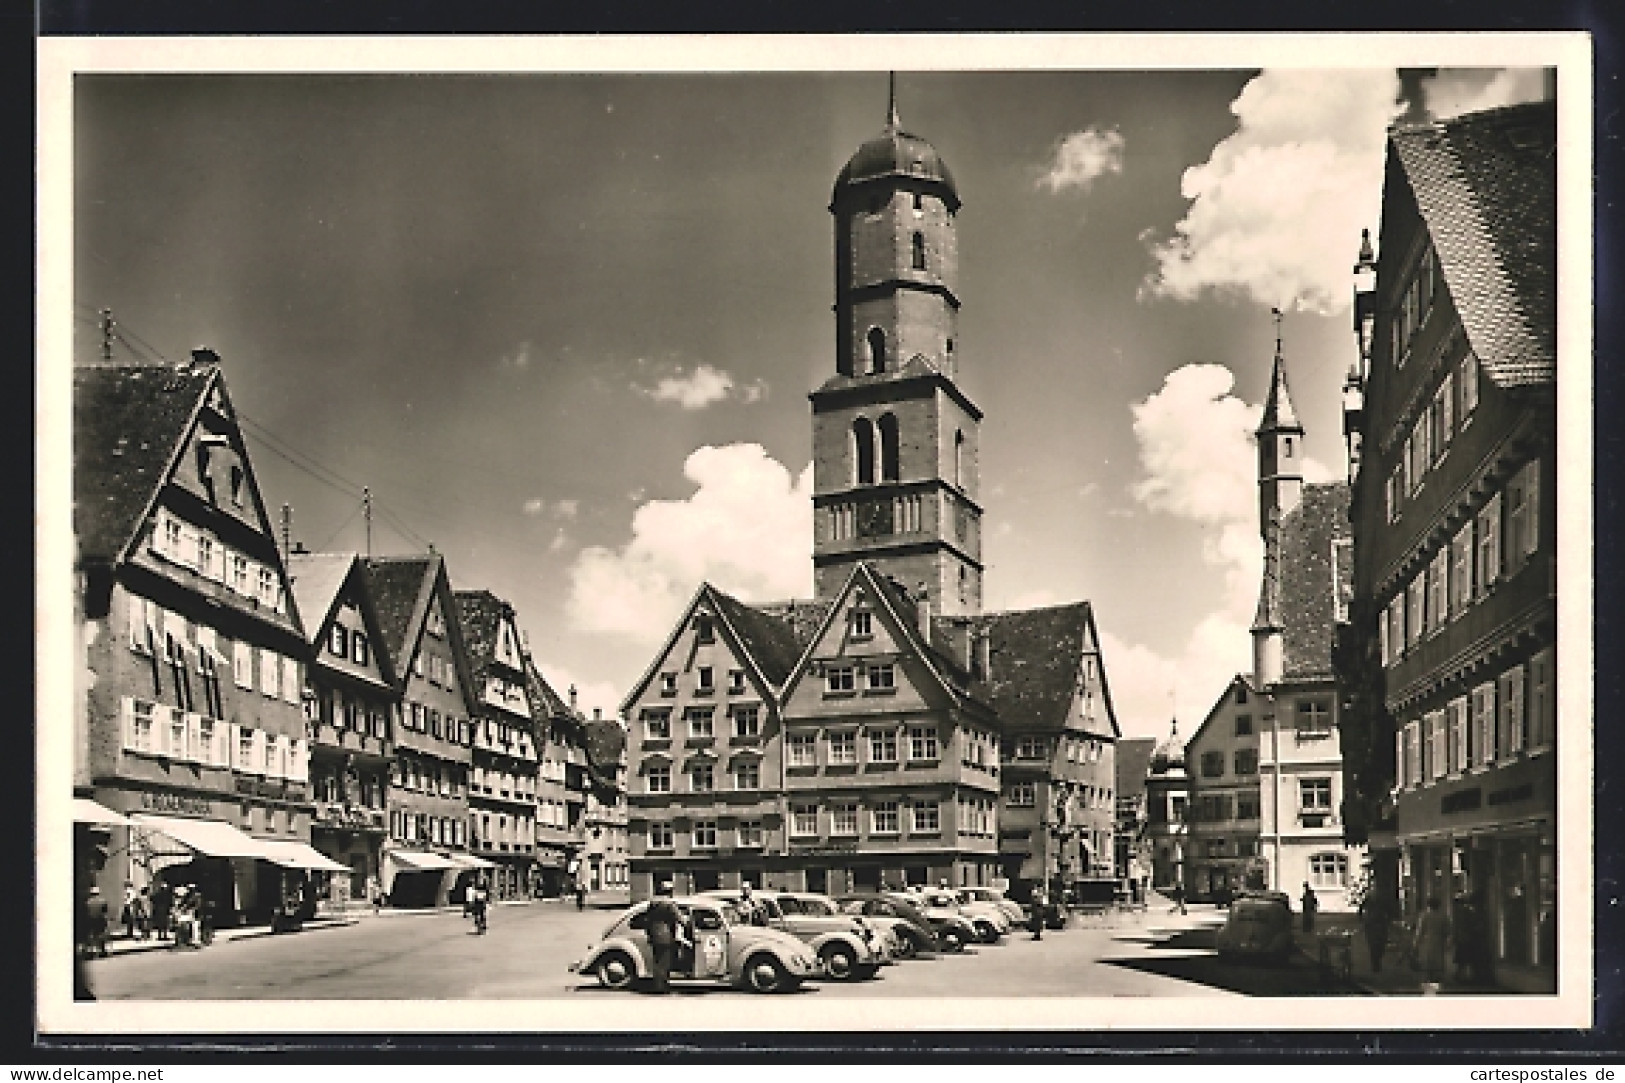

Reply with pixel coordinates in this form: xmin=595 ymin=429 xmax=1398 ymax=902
xmin=70 ymin=58 xmax=1547 ymax=737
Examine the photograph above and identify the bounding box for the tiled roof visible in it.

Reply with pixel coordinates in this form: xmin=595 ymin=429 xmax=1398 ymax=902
xmin=754 ymin=598 xmax=834 ymax=653
xmin=286 ymin=553 xmax=356 ymax=647
xmin=362 ymin=555 xmax=437 ymax=665
xmin=711 ymin=588 xmax=806 ymax=689
xmin=1280 ymin=483 xmax=1352 ymax=681
xmin=1391 ymin=100 xmax=1556 ymax=388
xmin=1114 ymin=737 xmax=1158 ymax=799
xmin=966 ymin=602 xmax=1094 ymax=732
xmin=525 ymin=660 xmax=572 ymax=719
xmin=73 ymin=363 xmax=214 ymax=564
xmin=584 ymin=718 xmax=627 ymax=773
xmin=453 ymin=589 xmax=507 ymax=688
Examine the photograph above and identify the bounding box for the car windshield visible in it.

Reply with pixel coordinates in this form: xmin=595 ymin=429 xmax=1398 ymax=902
xmin=800 ymin=897 xmax=838 ymax=916
xmin=714 ymin=902 xmax=743 ymax=927
xmin=774 ymin=896 xmax=809 ymax=915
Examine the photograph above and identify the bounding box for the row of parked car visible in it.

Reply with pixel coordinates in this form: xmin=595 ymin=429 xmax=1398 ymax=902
xmin=568 ymin=885 xmax=1030 ymax=994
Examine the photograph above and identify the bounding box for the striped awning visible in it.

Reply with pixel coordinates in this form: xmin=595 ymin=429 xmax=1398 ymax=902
xmin=258 ymin=840 xmax=350 ymax=873
xmin=387 ymin=850 xmax=457 ymax=871
xmin=73 ymin=798 xmax=131 ymax=827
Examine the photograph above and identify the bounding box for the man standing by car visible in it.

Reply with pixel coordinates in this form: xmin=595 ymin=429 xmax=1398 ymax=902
xmin=644 ymin=881 xmax=682 ymax=994
xmin=1300 ymin=882 xmax=1319 ymax=933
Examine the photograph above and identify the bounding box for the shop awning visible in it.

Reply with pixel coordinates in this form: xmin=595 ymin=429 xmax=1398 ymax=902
xmin=73 ymin=798 xmax=131 ymax=827
xmin=387 ymin=850 xmax=457 ymax=871
xmin=129 ymin=813 xmax=271 ymax=859
xmin=444 ymin=853 xmax=497 ymax=870
xmin=258 ymin=840 xmax=350 ymax=873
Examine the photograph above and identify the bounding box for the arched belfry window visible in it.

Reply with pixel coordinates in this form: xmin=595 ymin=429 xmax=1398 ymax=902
xmin=853 ymin=417 xmax=876 ymax=486
xmin=954 ymin=430 xmax=965 ymax=488
xmin=879 ymin=413 xmax=900 ymax=483
xmin=867 ymin=328 xmax=887 ymax=374
xmin=911 ymin=232 xmax=927 ymax=271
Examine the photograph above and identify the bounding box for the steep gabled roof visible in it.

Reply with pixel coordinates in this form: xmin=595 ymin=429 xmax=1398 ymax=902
xmin=1114 ymin=737 xmax=1158 ymax=801
xmin=524 ymin=658 xmax=572 ymax=720
xmin=74 ymin=363 xmax=216 ymax=565
xmin=1280 ymin=482 xmax=1352 ymax=681
xmin=1391 ymin=99 xmax=1556 ymax=388
xmin=584 ymin=718 xmax=627 ymax=773
xmin=710 ymin=588 xmax=805 ymax=688
xmin=1184 ymin=673 xmax=1255 ymax=755
xmin=967 ymin=602 xmax=1093 ymax=732
xmin=363 ymin=555 xmax=436 ymax=665
xmin=454 ymin=589 xmax=510 ymax=688
xmin=286 ymin=553 xmax=355 ymax=647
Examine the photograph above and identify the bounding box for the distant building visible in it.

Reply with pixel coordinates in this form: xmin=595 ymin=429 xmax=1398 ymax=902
xmin=1340 ymin=99 xmax=1556 ymax=985
xmin=455 ymin=590 xmax=544 ymax=901
xmin=1113 ymin=736 xmax=1156 ymax=891
xmin=1183 ymin=676 xmax=1263 ymax=901
xmin=1143 ymin=721 xmax=1190 ymax=893
xmin=365 ymin=554 xmax=485 ymax=907
xmin=582 ymin=711 xmax=631 ymax=905
xmin=287 ymin=551 xmax=400 ymax=911
xmin=75 ymin=352 xmax=316 ymax=927
xmin=526 ymin=660 xmax=585 ymax=897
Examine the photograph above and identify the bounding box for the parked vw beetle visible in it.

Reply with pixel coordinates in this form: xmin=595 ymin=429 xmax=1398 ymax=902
xmin=705 ymin=889 xmax=886 ymax=981
xmin=1214 ymin=891 xmax=1295 ymax=965
xmin=568 ymin=896 xmax=819 ymax=993
xmin=915 ymin=888 xmax=1011 ymax=943
xmin=881 ymin=890 xmax=979 ymax=951
xmin=956 ymin=886 xmax=1025 ymax=925
xmin=770 ymin=890 xmax=912 ymax=961
xmin=835 ymin=893 xmax=953 ymax=957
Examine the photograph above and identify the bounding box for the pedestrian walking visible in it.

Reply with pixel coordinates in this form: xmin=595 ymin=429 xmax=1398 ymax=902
xmin=643 ymin=880 xmax=682 ymax=994
xmin=1300 ymin=882 xmax=1319 ymax=933
xmin=575 ymin=878 xmax=587 ymax=911
xmin=1029 ymin=885 xmax=1047 ymax=941
xmin=1169 ymin=880 xmax=1187 ymax=915
xmin=120 ymin=881 xmax=138 ymax=939
xmin=1358 ymin=892 xmax=1393 ymax=973
xmin=84 ymin=887 xmax=110 ymax=958
xmin=1412 ymin=895 xmax=1451 ymax=993
xmin=366 ymin=875 xmax=381 ymax=915
xmin=469 ymin=877 xmax=489 ymax=934
xmin=150 ymin=879 xmax=172 ymax=942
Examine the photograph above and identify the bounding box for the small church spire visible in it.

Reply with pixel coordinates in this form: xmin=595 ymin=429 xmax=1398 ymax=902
xmin=1257 ymin=311 xmax=1302 ymax=435
xmin=887 ymin=71 xmax=900 ymax=130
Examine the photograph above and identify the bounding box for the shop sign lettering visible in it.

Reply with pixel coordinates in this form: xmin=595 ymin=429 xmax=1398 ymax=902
xmin=140 ymin=791 xmax=213 ymax=816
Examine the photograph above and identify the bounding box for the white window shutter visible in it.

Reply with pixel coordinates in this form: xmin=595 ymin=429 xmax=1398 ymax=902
xmin=251 ymin=729 xmax=267 ymax=774
xmin=260 ymin=648 xmax=278 ymax=697
xmin=1524 ymin=461 xmax=1540 ymax=558
xmin=234 ymin=641 xmax=252 ymax=689
xmin=185 ymin=713 xmax=203 ymax=762
xmin=282 ymin=657 xmax=300 ymax=704
xmin=121 ymin=696 xmax=136 ymax=751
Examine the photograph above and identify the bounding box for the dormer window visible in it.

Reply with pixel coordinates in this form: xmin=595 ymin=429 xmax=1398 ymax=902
xmin=850 ymin=610 xmax=873 ymax=639
xmin=694 ymin=615 xmax=714 ymax=644
xmin=352 ymin=632 xmax=369 ymax=667
xmin=329 ymin=624 xmax=349 ymax=658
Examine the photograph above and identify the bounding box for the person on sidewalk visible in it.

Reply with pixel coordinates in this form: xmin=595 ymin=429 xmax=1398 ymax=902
xmin=1300 ymin=882 xmax=1319 ymax=933
xmin=1169 ymin=881 xmax=1187 ymax=916
xmin=84 ymin=887 xmax=110 ymax=958
xmin=575 ymin=879 xmax=587 ymax=911
xmin=1029 ymin=885 xmax=1047 ymax=941
xmin=643 ymin=880 xmax=681 ymax=994
xmin=1412 ymin=895 xmax=1451 ymax=993
xmin=1358 ymin=892 xmax=1393 ymax=973
xmin=150 ymin=879 xmax=172 ymax=942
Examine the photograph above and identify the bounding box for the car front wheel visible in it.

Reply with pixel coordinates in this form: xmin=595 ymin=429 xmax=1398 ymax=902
xmin=975 ymin=921 xmax=1000 ymax=943
xmin=820 ymin=942 xmax=860 ymax=981
xmin=892 ymin=933 xmax=918 ymax=959
xmin=744 ymin=953 xmax=794 ymax=993
xmin=938 ymin=927 xmax=967 ymax=952
xmin=594 ymin=950 xmax=637 ymax=990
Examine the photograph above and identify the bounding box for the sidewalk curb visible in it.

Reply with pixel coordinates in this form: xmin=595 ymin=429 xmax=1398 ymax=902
xmin=98 ymin=917 xmax=360 ymax=958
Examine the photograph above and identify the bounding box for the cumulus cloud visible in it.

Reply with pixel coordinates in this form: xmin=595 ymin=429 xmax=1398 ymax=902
xmin=567 ymin=443 xmax=814 ymax=641
xmin=1129 ymin=363 xmax=1264 ymax=614
xmin=635 ymin=363 xmax=767 ymax=410
xmin=522 ymin=498 xmax=545 ymax=517
xmin=532 ymin=660 xmax=625 ymax=723
xmin=553 ymin=499 xmax=580 ymax=520
xmin=1419 ymin=67 xmax=1548 ymax=120
xmin=522 ymin=497 xmax=581 ymax=521
xmin=1037 ymin=126 xmax=1125 ymax=194
xmin=1141 ymin=69 xmax=1404 ymax=314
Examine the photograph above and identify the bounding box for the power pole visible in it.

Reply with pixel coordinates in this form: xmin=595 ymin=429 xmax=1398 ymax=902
xmin=281 ymin=503 xmax=292 ymax=562
xmin=99 ymin=309 xmax=114 ymax=362
xmin=362 ymin=487 xmax=372 ymax=558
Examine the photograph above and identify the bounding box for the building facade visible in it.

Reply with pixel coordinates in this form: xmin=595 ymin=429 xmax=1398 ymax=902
xmin=1143 ymin=721 xmax=1190 ymax=893
xmin=977 ymin=604 xmax=1120 ymax=899
xmin=75 ymin=353 xmax=318 ymax=927
xmin=455 ymin=590 xmax=543 ymax=901
xmin=1113 ymin=736 xmax=1156 ymax=895
xmin=582 ymin=712 xmax=632 ymax=905
xmin=529 ymin=663 xmax=585 ymax=897
xmin=623 ymin=584 xmax=800 ymax=899
xmin=1340 ymin=100 xmax=1557 ymax=984
xmin=1183 ymin=676 xmax=1264 ymax=901
xmin=288 ymin=552 xmax=400 ymax=911
xmin=365 ymin=554 xmax=483 ymax=907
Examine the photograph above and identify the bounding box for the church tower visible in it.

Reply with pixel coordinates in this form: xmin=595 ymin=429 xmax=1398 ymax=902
xmin=811 ymin=80 xmax=984 ymax=616
xmin=1251 ymin=316 xmax=1303 ymax=687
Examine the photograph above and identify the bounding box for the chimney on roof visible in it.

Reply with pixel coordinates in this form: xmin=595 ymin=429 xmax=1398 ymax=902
xmin=593 ymin=707 xmax=602 ymax=721
xmin=914 ymin=582 xmax=932 ymax=641
xmin=569 ymin=684 xmax=578 ymax=711
xmin=190 ymin=346 xmax=220 ymax=368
